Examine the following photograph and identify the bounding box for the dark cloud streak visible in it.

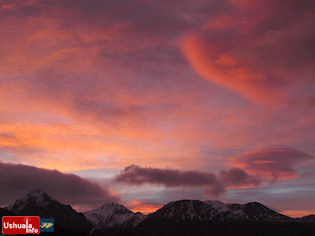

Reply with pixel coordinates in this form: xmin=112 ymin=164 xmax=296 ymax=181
xmin=0 ymin=162 xmax=118 ymax=208
xmin=114 ymin=165 xmax=261 ymax=197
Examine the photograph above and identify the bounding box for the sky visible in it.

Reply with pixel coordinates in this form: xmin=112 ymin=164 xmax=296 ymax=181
xmin=0 ymin=0 xmax=314 ymax=217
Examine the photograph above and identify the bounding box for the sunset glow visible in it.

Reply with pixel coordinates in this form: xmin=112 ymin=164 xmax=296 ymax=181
xmin=0 ymin=0 xmax=314 ymax=216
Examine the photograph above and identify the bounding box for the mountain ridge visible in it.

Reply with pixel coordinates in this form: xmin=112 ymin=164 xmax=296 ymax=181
xmin=144 ymin=199 xmax=293 ymax=223
xmin=5 ymin=188 xmax=92 ymax=236
xmin=84 ymin=202 xmax=146 ymax=229
xmin=1 ymin=190 xmax=315 ymax=236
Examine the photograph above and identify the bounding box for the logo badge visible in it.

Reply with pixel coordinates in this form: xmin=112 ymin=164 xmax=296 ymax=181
xmin=2 ymin=216 xmax=40 ymax=234
xmin=40 ymin=218 xmax=54 ymax=232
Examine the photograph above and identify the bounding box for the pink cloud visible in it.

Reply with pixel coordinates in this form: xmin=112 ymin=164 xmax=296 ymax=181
xmin=0 ymin=1 xmax=314 ymax=204
xmin=231 ymin=148 xmax=313 ymax=180
xmin=180 ymin=0 xmax=315 ymax=104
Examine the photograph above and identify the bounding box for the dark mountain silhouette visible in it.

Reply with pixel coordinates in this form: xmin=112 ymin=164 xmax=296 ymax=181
xmin=5 ymin=188 xmax=92 ymax=236
xmin=0 ymin=208 xmax=15 ymax=236
xmin=134 ymin=200 xmax=315 ymax=236
xmin=299 ymin=215 xmax=315 ymax=224
xmin=144 ymin=200 xmax=292 ymax=223
xmin=0 ymin=207 xmax=15 ymax=217
xmin=1 ymin=191 xmax=315 ymax=236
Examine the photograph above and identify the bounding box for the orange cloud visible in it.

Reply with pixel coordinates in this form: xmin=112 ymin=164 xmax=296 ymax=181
xmin=181 ymin=35 xmax=282 ymax=104
xmin=281 ymin=210 xmax=315 ymax=218
xmin=126 ymin=200 xmax=162 ymax=214
xmin=180 ymin=0 xmax=315 ymax=105
xmin=0 ymin=0 xmax=314 ymax=192
xmin=0 ymin=0 xmax=314 ymax=216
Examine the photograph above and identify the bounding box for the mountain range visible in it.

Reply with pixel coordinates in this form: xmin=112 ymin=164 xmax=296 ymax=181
xmin=0 ymin=189 xmax=314 ymax=236
xmin=84 ymin=202 xmax=146 ymax=230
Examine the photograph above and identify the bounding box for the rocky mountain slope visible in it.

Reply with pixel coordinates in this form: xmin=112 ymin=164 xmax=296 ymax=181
xmin=6 ymin=188 xmax=91 ymax=236
xmin=2 ymin=191 xmax=315 ymax=236
xmin=148 ymin=199 xmax=291 ymax=223
xmin=134 ymin=200 xmax=314 ymax=236
xmin=84 ymin=202 xmax=146 ymax=229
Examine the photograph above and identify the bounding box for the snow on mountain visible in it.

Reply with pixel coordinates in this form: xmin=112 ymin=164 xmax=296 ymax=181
xmin=6 ymin=188 xmax=92 ymax=234
xmin=6 ymin=188 xmax=57 ymax=213
xmin=124 ymin=212 xmax=147 ymax=228
xmin=4 ymin=188 xmax=310 ymax=233
xmin=204 ymin=200 xmax=230 ymax=213
xmin=84 ymin=202 xmax=146 ymax=229
xmin=205 ymin=200 xmax=292 ymax=222
xmin=149 ymin=199 xmax=292 ymax=223
xmin=152 ymin=200 xmax=218 ymax=222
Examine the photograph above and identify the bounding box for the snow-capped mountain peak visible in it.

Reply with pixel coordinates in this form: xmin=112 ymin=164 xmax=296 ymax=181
xmin=152 ymin=200 xmax=218 ymax=221
xmin=147 ymin=199 xmax=292 ymax=223
xmin=6 ymin=188 xmax=92 ymax=234
xmin=98 ymin=202 xmax=132 ymax=214
xmin=6 ymin=188 xmax=57 ymax=212
xmin=84 ymin=202 xmax=146 ymax=229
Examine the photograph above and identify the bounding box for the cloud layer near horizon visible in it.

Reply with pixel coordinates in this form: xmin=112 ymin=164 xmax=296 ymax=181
xmin=0 ymin=162 xmax=118 ymax=208
xmin=114 ymin=165 xmax=261 ymax=197
xmin=231 ymin=148 xmax=313 ymax=180
xmin=114 ymin=147 xmax=312 ymax=198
